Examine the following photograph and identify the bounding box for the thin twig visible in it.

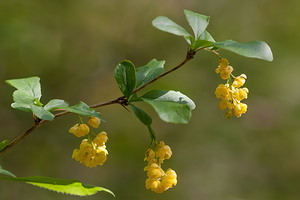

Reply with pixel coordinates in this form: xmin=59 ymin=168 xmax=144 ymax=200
xmin=0 ymin=123 xmax=38 ymax=157
xmin=132 ymin=49 xmax=195 ymax=95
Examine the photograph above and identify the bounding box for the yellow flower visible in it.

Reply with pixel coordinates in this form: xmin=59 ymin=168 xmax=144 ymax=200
xmin=233 ymin=88 xmax=248 ymax=101
xmin=69 ymin=123 xmax=90 ymax=137
xmin=144 ymin=141 xmax=177 ymax=193
xmin=233 ymin=102 xmax=247 ymax=118
xmin=88 ymin=116 xmax=101 ymax=128
xmin=161 ymin=170 xmax=177 ymax=189
xmin=225 ymin=109 xmax=233 ymax=119
xmin=145 ymin=178 xmax=160 ymax=190
xmin=218 ymin=99 xmax=228 ymax=111
xmin=215 ymin=58 xmax=234 ymax=80
xmin=156 ymin=142 xmax=172 ymax=161
xmin=93 ymin=131 xmax=108 ymax=147
xmin=147 ymin=163 xmax=164 ymax=179
xmin=232 ymin=74 xmax=247 ymax=88
xmin=215 ymin=84 xmax=230 ymax=100
xmin=144 ymin=148 xmax=156 ymax=162
xmin=72 ymin=137 xmax=108 ymax=168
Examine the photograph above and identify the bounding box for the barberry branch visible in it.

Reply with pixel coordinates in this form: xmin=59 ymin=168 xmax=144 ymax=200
xmin=0 ymin=50 xmax=196 ymax=157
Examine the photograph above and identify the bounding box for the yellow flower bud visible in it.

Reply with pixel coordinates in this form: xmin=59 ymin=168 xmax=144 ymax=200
xmin=93 ymin=131 xmax=108 ymax=146
xmin=225 ymin=110 xmax=233 ymax=119
xmin=146 ymin=178 xmax=160 ymax=190
xmin=69 ymin=123 xmax=90 ymax=137
xmin=156 ymin=145 xmax=172 ymax=161
xmin=215 ymin=58 xmax=234 ymax=80
xmin=147 ymin=163 xmax=164 ymax=179
xmin=232 ymin=74 xmax=247 ymax=88
xmin=233 ymin=103 xmax=247 ymax=118
xmin=88 ymin=116 xmax=101 ymax=128
xmin=144 ymin=148 xmax=156 ymax=162
xmin=218 ymin=99 xmax=228 ymax=111
xmin=215 ymin=84 xmax=230 ymax=99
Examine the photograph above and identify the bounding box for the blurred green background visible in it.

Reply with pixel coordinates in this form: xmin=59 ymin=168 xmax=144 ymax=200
xmin=1 ymin=0 xmax=300 ymax=199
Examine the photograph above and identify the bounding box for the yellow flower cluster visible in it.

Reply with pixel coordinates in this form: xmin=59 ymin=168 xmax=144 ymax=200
xmin=69 ymin=116 xmax=108 ymax=167
xmin=144 ymin=141 xmax=177 ymax=193
xmin=72 ymin=132 xmax=108 ymax=168
xmin=215 ymin=58 xmax=249 ymax=119
xmin=69 ymin=116 xmax=101 ymax=137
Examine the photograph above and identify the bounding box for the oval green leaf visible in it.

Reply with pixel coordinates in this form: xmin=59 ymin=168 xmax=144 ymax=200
xmin=0 ymin=176 xmax=114 ymax=197
xmin=6 ymin=77 xmax=42 ymax=112
xmin=62 ymin=101 xmax=105 ymax=121
xmin=131 ymin=105 xmax=152 ymax=125
xmin=184 ymin=9 xmax=210 ymax=39
xmin=142 ymin=99 xmax=191 ymax=124
xmin=142 ymin=90 xmax=196 ymax=110
xmin=30 ymin=105 xmax=55 ymax=121
xmin=214 ymin=40 xmax=273 ymax=61
xmin=6 ymin=77 xmax=41 ymax=100
xmin=114 ymin=60 xmax=136 ymax=98
xmin=44 ymin=99 xmax=69 ymax=111
xmin=136 ymin=59 xmax=165 ymax=88
xmin=152 ymin=16 xmax=191 ymax=38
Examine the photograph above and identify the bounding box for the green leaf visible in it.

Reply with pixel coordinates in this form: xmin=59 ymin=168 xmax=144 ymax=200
xmin=6 ymin=77 xmax=42 ymax=112
xmin=30 ymin=105 xmax=55 ymax=121
xmin=0 ymin=167 xmax=16 ymax=177
xmin=192 ymin=40 xmax=214 ymax=50
xmin=152 ymin=16 xmax=191 ymax=38
xmin=0 ymin=140 xmax=9 ymax=152
xmin=136 ymin=59 xmax=165 ymax=88
xmin=44 ymin=99 xmax=69 ymax=111
xmin=141 ymin=90 xmax=195 ymax=124
xmin=214 ymin=40 xmax=273 ymax=61
xmin=11 ymin=102 xmax=33 ymax=112
xmin=199 ymin=30 xmax=215 ymax=42
xmin=142 ymin=99 xmax=191 ymax=124
xmin=131 ymin=105 xmax=152 ymax=125
xmin=6 ymin=77 xmax=41 ymax=100
xmin=0 ymin=176 xmax=114 ymax=197
xmin=114 ymin=60 xmax=136 ymax=98
xmin=184 ymin=10 xmax=210 ymax=39
xmin=142 ymin=90 xmax=196 ymax=110
xmin=62 ymin=102 xmax=104 ymax=121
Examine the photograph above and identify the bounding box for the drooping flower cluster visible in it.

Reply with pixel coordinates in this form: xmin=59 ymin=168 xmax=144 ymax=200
xmin=72 ymin=132 xmax=108 ymax=168
xmin=69 ymin=116 xmax=108 ymax=167
xmin=215 ymin=58 xmax=249 ymax=119
xmin=144 ymin=141 xmax=177 ymax=193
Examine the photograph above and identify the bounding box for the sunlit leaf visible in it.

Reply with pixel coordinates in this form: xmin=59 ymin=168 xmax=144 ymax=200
xmin=62 ymin=102 xmax=104 ymax=121
xmin=30 ymin=105 xmax=55 ymax=121
xmin=0 ymin=140 xmax=9 ymax=152
xmin=142 ymin=99 xmax=191 ymax=124
xmin=184 ymin=10 xmax=210 ymax=39
xmin=152 ymin=16 xmax=191 ymax=38
xmin=6 ymin=77 xmax=42 ymax=112
xmin=214 ymin=40 xmax=273 ymax=61
xmin=44 ymin=99 xmax=69 ymax=111
xmin=0 ymin=176 xmax=114 ymax=197
xmin=6 ymin=77 xmax=41 ymax=100
xmin=142 ymin=90 xmax=196 ymax=110
xmin=141 ymin=90 xmax=195 ymax=124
